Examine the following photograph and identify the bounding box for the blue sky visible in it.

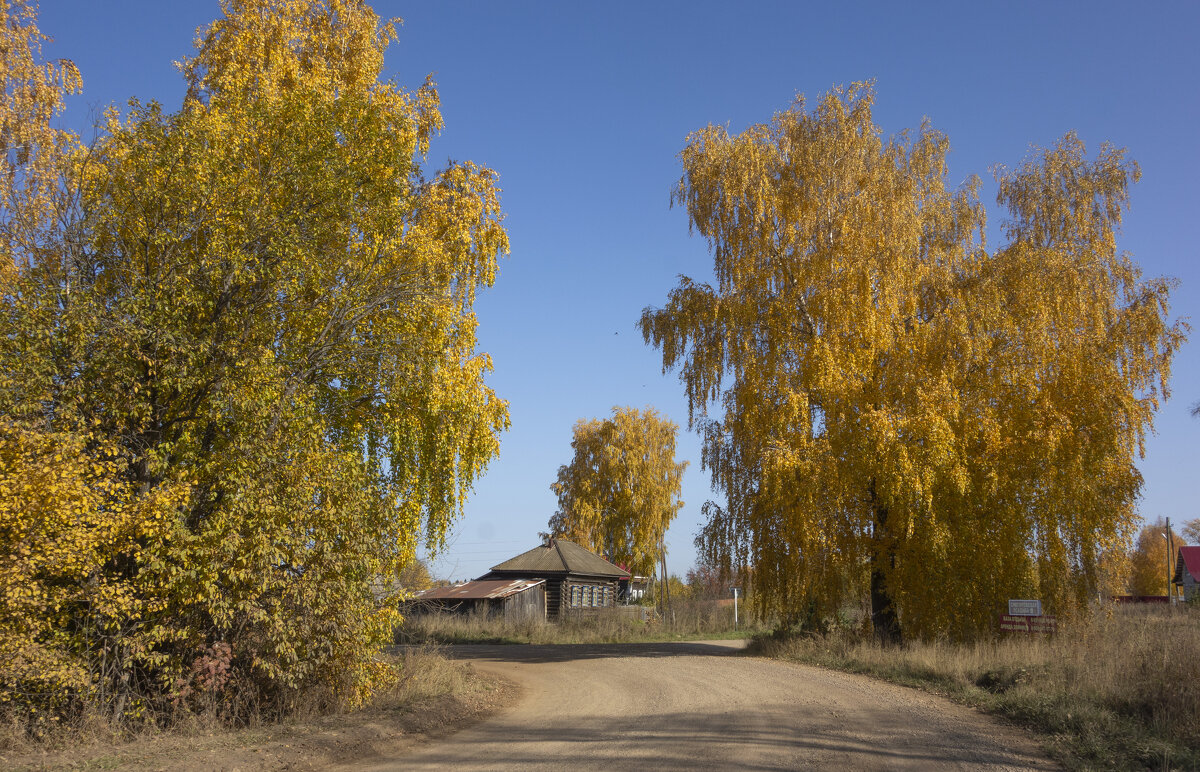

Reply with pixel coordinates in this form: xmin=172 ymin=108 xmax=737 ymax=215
xmin=39 ymin=1 xmax=1199 ymax=580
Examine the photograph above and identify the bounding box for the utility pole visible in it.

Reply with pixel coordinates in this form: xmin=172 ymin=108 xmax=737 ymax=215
xmin=1166 ymin=517 xmax=1175 ymax=604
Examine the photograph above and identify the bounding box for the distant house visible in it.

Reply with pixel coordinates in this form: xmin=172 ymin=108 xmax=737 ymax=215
xmin=1173 ymin=546 xmax=1200 ymax=602
xmin=406 ymin=578 xmax=546 ymax=621
xmin=478 ymin=539 xmax=630 ymax=620
xmin=620 ymin=574 xmax=651 ymax=604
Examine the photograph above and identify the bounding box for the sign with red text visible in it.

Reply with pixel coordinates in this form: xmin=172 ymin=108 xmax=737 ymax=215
xmin=999 ymin=614 xmax=1056 ymax=634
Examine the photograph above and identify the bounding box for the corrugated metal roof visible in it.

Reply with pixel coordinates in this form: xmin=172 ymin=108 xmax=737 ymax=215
xmin=489 ymin=539 xmax=630 ymax=578
xmin=1174 ymin=546 xmax=1200 ymax=583
xmin=412 ymin=578 xmax=545 ymax=601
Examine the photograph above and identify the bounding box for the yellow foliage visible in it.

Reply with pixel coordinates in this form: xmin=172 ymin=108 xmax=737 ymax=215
xmin=548 ymin=407 xmax=687 ymax=577
xmin=1127 ymin=520 xmax=1180 ymax=597
xmin=642 ymin=83 xmax=1186 ymax=641
xmin=0 ymin=0 xmax=81 ymax=290
xmin=0 ymin=421 xmax=186 ymax=720
xmin=1 ymin=0 xmax=508 ymax=722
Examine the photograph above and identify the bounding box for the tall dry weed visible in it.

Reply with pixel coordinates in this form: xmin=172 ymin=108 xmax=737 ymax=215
xmin=758 ymin=604 xmax=1200 ymax=768
xmin=397 ymin=600 xmax=754 ymax=646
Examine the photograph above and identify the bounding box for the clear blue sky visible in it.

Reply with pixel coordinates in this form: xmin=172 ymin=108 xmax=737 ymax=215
xmin=39 ymin=1 xmax=1199 ymax=581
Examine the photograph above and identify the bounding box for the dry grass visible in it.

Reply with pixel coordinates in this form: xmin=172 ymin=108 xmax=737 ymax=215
xmin=397 ymin=601 xmax=759 ymax=645
xmin=0 ymin=646 xmax=513 ymax=771
xmin=756 ymin=604 xmax=1200 ymax=770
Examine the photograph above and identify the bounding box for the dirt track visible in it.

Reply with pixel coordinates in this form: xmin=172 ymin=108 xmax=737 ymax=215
xmin=354 ymin=640 xmax=1056 ymax=771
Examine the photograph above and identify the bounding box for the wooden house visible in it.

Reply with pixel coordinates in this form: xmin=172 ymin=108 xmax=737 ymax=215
xmin=478 ymin=539 xmax=630 ymax=620
xmin=406 ymin=578 xmax=546 ymax=621
xmin=1173 ymin=546 xmax=1200 ymax=602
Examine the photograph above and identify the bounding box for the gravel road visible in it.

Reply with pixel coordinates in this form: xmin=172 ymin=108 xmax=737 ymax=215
xmin=359 ymin=640 xmax=1056 ymax=771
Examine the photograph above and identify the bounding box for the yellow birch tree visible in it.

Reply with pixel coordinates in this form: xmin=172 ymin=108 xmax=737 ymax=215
xmin=548 ymin=406 xmax=687 ymax=577
xmin=0 ymin=0 xmax=80 ymax=290
xmin=1 ymin=0 xmax=509 ymax=720
xmin=1128 ymin=519 xmax=1181 ymax=597
xmin=642 ymin=83 xmax=1185 ymax=641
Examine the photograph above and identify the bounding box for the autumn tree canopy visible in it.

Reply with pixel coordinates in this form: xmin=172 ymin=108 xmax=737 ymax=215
xmin=548 ymin=406 xmax=687 ymax=578
xmin=1128 ymin=519 xmax=1182 ymax=597
xmin=0 ymin=0 xmax=80 ymax=290
xmin=1 ymin=0 xmax=507 ymax=721
xmin=641 ymin=83 xmax=1186 ymax=642
xmin=1182 ymin=519 xmax=1200 ymax=546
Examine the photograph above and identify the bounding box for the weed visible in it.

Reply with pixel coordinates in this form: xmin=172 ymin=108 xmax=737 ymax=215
xmin=397 ymin=600 xmax=763 ymax=645
xmin=755 ymin=604 xmax=1200 ymax=770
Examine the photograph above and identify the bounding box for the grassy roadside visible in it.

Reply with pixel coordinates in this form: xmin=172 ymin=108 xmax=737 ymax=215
xmin=0 ymin=647 xmax=516 ymax=772
xmin=754 ymin=605 xmax=1200 ymax=770
xmin=397 ymin=605 xmax=765 ymax=645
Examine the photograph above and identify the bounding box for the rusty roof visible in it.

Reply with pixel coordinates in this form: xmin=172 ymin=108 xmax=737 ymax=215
xmin=411 ymin=578 xmax=545 ymax=601
xmin=489 ymin=539 xmax=630 ymax=578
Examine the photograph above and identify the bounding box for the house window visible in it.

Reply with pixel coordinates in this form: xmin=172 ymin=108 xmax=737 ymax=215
xmin=568 ymin=583 xmax=613 ymax=609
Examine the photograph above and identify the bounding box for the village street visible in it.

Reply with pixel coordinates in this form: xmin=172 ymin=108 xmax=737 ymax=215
xmin=351 ymin=641 xmax=1057 ymax=771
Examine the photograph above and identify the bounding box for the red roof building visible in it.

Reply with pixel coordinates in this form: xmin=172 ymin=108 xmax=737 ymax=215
xmin=1172 ymin=546 xmax=1200 ymax=602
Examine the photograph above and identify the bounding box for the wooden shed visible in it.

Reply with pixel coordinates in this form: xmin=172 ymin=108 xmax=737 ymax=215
xmin=478 ymin=539 xmax=630 ymax=620
xmin=405 ymin=578 xmax=547 ymax=621
xmin=1173 ymin=546 xmax=1200 ymax=602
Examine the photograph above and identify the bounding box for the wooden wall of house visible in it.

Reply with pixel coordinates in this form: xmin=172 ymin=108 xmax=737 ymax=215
xmin=478 ymin=572 xmax=625 ymax=621
xmin=500 ymin=584 xmax=547 ymax=622
xmin=547 ymin=578 xmax=564 ymax=620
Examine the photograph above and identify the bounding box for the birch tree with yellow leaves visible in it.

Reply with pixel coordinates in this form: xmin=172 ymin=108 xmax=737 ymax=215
xmin=642 ymin=83 xmax=1185 ymax=642
xmin=1127 ymin=519 xmax=1181 ymax=597
xmin=0 ymin=0 xmax=80 ymax=290
xmin=1 ymin=0 xmax=508 ymax=723
xmin=548 ymin=406 xmax=687 ymax=579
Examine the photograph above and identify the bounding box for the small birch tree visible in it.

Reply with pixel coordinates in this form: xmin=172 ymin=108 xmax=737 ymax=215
xmin=548 ymin=406 xmax=687 ymax=578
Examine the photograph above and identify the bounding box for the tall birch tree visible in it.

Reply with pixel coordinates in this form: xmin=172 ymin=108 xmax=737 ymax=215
xmin=2 ymin=0 xmax=509 ymax=719
xmin=641 ymin=83 xmax=1185 ymax=641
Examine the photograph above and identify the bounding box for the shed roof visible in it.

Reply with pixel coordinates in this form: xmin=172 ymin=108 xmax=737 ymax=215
xmin=411 ymin=578 xmax=545 ymax=601
xmin=489 ymin=539 xmax=630 ymax=578
xmin=1174 ymin=546 xmax=1200 ymax=584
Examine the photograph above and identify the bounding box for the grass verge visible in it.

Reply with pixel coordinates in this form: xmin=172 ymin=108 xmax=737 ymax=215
xmin=0 ymin=646 xmax=516 ymax=771
xmin=398 ymin=604 xmax=764 ymax=645
xmin=754 ymin=605 xmax=1200 ymax=771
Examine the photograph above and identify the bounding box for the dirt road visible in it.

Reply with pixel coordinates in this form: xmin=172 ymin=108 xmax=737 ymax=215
xmin=356 ymin=640 xmax=1055 ymax=771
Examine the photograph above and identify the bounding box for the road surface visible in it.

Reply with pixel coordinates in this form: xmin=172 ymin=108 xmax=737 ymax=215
xmin=359 ymin=640 xmax=1056 ymax=771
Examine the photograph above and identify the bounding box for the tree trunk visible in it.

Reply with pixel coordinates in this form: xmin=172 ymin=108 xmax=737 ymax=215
xmin=870 ymin=488 xmax=902 ymax=646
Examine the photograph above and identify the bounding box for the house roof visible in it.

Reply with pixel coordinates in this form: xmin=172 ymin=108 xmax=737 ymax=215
xmin=1174 ymin=546 xmax=1200 ymax=584
xmin=411 ymin=578 xmax=545 ymax=601
xmin=489 ymin=539 xmax=631 ymax=578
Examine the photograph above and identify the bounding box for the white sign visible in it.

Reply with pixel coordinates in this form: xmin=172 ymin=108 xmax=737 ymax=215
xmin=1008 ymin=599 xmax=1042 ymax=617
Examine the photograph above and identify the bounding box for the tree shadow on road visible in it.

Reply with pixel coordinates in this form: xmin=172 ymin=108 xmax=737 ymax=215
xmin=394 ymin=640 xmax=750 ymax=664
xmin=396 ymin=704 xmax=1057 ymax=771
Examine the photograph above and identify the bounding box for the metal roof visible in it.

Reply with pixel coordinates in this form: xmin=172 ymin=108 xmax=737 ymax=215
xmin=411 ymin=578 xmax=545 ymax=601
xmin=489 ymin=539 xmax=631 ymax=578
xmin=1174 ymin=546 xmax=1200 ymax=584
